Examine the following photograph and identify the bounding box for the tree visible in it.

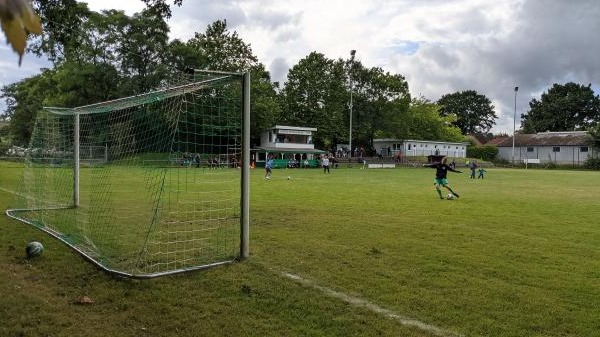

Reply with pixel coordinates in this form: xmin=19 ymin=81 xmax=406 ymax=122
xmin=521 ymin=82 xmax=600 ymax=133
xmin=248 ymin=64 xmax=281 ymax=146
xmin=281 ymin=52 xmax=347 ymax=149
xmin=437 ymin=90 xmax=497 ymax=134
xmin=174 ymin=20 xmax=276 ymax=146
xmin=31 ymin=0 xmax=91 ymax=64
xmin=140 ymin=0 xmax=183 ymax=19
xmin=401 ymin=98 xmax=463 ymax=142
xmin=1 ymin=71 xmax=58 ymax=146
xmin=118 ymin=9 xmax=171 ymax=94
xmin=186 ymin=20 xmax=258 ymax=72
xmin=587 ymin=124 xmax=600 ymax=158
xmin=347 ymin=62 xmax=410 ymax=152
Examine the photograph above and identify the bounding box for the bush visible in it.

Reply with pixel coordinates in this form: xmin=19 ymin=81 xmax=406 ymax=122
xmin=0 ymin=143 xmax=9 ymax=155
xmin=467 ymin=145 xmax=499 ymax=162
xmin=583 ymin=158 xmax=600 ymax=170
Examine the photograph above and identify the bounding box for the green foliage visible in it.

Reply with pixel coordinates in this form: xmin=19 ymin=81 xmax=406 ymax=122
xmin=587 ymin=124 xmax=600 ymax=149
xmin=31 ymin=0 xmax=91 ymax=63
xmin=521 ymin=82 xmax=600 ymax=133
xmin=395 ymin=97 xmax=463 ymax=142
xmin=282 ymin=52 xmax=347 ymax=149
xmin=1 ymin=72 xmax=57 ymax=146
xmin=583 ymin=158 xmax=600 ymax=170
xmin=350 ymin=64 xmax=410 ymax=149
xmin=249 ymin=65 xmax=282 ymax=146
xmin=140 ymin=0 xmax=183 ymax=19
xmin=466 ymin=144 xmax=499 ymax=161
xmin=0 ymin=143 xmax=9 ymax=155
xmin=437 ymin=90 xmax=497 ymax=134
xmin=187 ymin=20 xmax=259 ymax=72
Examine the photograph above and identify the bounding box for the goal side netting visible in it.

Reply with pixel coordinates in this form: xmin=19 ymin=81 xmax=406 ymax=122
xmin=6 ymin=71 xmax=250 ymax=278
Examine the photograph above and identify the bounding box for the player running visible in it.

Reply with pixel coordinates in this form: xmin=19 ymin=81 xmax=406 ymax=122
xmin=423 ymin=157 xmax=462 ymax=200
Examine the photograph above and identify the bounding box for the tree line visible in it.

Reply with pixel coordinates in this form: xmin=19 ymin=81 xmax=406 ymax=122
xmin=1 ymin=0 xmax=599 ymax=155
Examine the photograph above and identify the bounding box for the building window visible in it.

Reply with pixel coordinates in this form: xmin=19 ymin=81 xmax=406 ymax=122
xmin=527 ymin=147 xmax=534 ymax=152
xmin=581 ymin=147 xmax=588 ymax=152
xmin=553 ymin=147 xmax=560 ymax=152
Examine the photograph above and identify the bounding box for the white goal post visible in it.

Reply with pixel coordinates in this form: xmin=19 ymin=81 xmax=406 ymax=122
xmin=7 ymin=70 xmax=250 ymax=278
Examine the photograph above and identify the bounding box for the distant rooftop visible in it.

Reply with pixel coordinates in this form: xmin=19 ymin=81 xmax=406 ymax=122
xmin=495 ymin=131 xmax=591 ymax=147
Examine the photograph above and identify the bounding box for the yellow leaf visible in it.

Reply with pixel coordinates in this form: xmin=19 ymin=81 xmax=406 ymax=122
xmin=0 ymin=0 xmax=42 ymax=65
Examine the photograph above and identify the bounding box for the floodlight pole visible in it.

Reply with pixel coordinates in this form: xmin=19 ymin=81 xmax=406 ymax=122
xmin=512 ymin=86 xmax=518 ymax=165
xmin=349 ymin=50 xmax=356 ymax=158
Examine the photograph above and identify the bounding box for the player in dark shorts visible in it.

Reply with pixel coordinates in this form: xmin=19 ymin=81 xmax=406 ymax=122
xmin=423 ymin=157 xmax=462 ymax=200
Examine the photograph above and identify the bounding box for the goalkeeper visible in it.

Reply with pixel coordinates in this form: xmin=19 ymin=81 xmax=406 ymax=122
xmin=423 ymin=157 xmax=461 ymax=200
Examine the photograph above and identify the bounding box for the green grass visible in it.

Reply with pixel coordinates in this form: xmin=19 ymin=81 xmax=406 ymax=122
xmin=2 ymin=161 xmax=600 ymax=336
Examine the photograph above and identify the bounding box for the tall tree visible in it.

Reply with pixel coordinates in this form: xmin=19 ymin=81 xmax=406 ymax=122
xmin=140 ymin=0 xmax=183 ymax=19
xmin=521 ymin=82 xmax=600 ymax=133
xmin=348 ymin=63 xmax=410 ymax=150
xmin=187 ymin=20 xmax=258 ymax=72
xmin=282 ymin=52 xmax=347 ymax=149
xmin=437 ymin=90 xmax=497 ymax=134
xmin=31 ymin=0 xmax=90 ymax=64
xmin=1 ymin=71 xmax=57 ymax=146
xmin=404 ymin=98 xmax=464 ymax=142
xmin=118 ymin=9 xmax=171 ymax=94
xmin=248 ymin=64 xmax=281 ymax=146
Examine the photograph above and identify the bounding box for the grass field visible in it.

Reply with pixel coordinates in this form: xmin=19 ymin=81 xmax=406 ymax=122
xmin=2 ymin=161 xmax=600 ymax=336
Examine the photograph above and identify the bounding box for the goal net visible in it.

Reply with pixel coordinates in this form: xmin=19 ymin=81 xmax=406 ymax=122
xmin=7 ymin=70 xmax=250 ymax=278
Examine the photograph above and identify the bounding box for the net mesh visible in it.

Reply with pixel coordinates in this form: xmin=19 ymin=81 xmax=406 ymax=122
xmin=8 ymin=71 xmax=244 ymax=277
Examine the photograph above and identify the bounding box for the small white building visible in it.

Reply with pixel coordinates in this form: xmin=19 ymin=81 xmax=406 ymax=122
xmin=253 ymin=125 xmax=326 ymax=168
xmin=373 ymin=138 xmax=469 ymax=158
xmin=495 ymin=131 xmax=593 ymax=165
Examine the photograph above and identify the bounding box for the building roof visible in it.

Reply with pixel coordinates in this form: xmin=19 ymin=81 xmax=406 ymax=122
xmin=253 ymin=146 xmax=327 ymax=154
xmin=485 ymin=136 xmax=510 ymax=146
xmin=271 ymin=125 xmax=317 ymax=132
xmin=373 ymin=138 xmax=468 ymax=145
xmin=495 ymin=131 xmax=592 ymax=147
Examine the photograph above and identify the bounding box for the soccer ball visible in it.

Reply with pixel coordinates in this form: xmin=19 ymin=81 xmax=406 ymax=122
xmin=26 ymin=241 xmax=44 ymax=257
xmin=287 ymin=176 xmax=291 ymax=180
xmin=446 ymin=193 xmax=455 ymax=200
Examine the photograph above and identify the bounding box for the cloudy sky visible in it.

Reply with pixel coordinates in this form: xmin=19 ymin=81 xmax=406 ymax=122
xmin=1 ymin=0 xmax=599 ymax=134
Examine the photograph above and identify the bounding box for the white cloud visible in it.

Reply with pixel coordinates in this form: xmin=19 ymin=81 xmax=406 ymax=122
xmin=2 ymin=0 xmax=599 ymax=135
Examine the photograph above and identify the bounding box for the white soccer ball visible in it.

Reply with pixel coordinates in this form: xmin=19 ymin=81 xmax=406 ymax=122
xmin=26 ymin=241 xmax=44 ymax=257
xmin=287 ymin=176 xmax=291 ymax=180
xmin=446 ymin=193 xmax=454 ymax=200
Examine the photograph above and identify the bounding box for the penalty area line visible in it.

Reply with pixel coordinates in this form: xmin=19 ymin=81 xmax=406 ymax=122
xmin=0 ymin=187 xmax=33 ymax=200
xmin=0 ymin=187 xmax=21 ymax=196
xmin=281 ymin=272 xmax=463 ymax=337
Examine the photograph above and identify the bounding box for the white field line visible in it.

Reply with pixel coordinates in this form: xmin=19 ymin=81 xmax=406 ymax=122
xmin=281 ymin=272 xmax=464 ymax=337
xmin=0 ymin=187 xmax=38 ymax=202
xmin=0 ymin=186 xmax=24 ymax=198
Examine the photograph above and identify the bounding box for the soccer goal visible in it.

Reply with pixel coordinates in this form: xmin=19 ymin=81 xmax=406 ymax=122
xmin=6 ymin=70 xmax=250 ymax=278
